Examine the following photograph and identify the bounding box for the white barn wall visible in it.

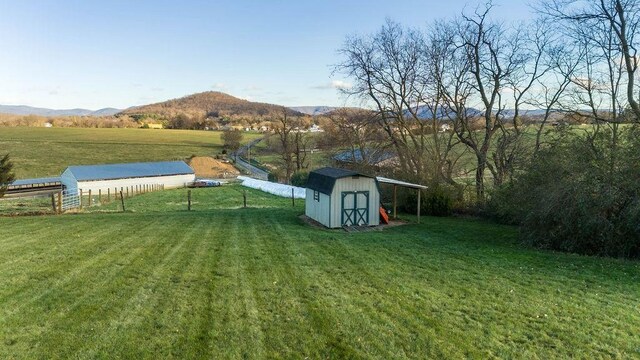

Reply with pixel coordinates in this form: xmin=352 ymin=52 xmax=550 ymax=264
xmin=74 ymin=174 xmax=195 ymax=195
xmin=329 ymin=177 xmax=380 ymax=227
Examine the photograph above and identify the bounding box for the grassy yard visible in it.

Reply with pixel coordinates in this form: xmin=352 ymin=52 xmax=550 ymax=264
xmin=0 ymin=127 xmax=261 ymax=178
xmin=0 ymin=185 xmax=638 ymax=358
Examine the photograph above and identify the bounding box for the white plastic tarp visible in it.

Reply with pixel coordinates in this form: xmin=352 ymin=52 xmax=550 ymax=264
xmin=238 ymin=176 xmax=306 ymax=199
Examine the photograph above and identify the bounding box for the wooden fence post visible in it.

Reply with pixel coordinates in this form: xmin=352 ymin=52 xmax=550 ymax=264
xmin=51 ymin=193 xmax=56 ymax=213
xmin=88 ymin=190 xmax=92 ymax=206
xmin=188 ymin=190 xmax=192 ymax=211
xmin=243 ymin=190 xmax=247 ymax=208
xmin=120 ymin=191 xmax=125 ymax=212
xmin=79 ymin=189 xmax=83 ymax=209
xmin=98 ymin=189 xmax=102 ymax=203
xmin=292 ymin=188 xmax=295 ymax=207
xmin=126 ymin=187 xmax=129 ymax=198
xmin=108 ymin=188 xmax=111 ymax=202
xmin=57 ymin=191 xmax=62 ymax=214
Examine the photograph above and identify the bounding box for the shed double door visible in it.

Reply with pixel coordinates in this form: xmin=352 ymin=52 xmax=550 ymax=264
xmin=341 ymin=191 xmax=369 ymax=226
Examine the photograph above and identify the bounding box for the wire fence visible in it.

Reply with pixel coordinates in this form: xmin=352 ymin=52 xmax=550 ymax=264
xmin=0 ymin=183 xmax=166 ymax=216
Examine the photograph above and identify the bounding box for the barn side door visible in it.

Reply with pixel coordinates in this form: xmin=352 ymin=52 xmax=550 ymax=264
xmin=341 ymin=191 xmax=369 ymax=226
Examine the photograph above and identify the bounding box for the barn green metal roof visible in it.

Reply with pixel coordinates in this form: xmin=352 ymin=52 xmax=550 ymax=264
xmin=65 ymin=161 xmax=194 ymax=181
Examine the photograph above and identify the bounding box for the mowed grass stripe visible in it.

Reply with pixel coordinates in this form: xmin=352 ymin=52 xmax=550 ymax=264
xmin=0 ymin=216 xmax=169 ymax=357
xmin=0 ymin=215 xmax=160 ymax=305
xmin=71 ymin=215 xmax=206 ymax=358
xmin=0 ymin=186 xmax=638 ymax=358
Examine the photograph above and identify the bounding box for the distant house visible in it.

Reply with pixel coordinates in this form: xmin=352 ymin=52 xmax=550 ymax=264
xmin=305 ymin=167 xmax=380 ymax=228
xmin=308 ymin=124 xmax=324 ymax=132
xmin=146 ymin=123 xmax=163 ymax=129
xmin=60 ymin=161 xmax=195 ymax=195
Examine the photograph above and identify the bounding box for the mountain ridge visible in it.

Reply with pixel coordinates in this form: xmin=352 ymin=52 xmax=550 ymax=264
xmin=0 ymin=105 xmax=122 ymax=117
xmin=118 ymin=91 xmax=303 ymax=119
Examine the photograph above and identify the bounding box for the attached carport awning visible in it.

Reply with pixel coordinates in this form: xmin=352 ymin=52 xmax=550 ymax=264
xmin=375 ymin=176 xmax=427 ymax=223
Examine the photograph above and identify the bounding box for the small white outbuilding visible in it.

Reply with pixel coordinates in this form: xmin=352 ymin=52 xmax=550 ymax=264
xmin=305 ymin=167 xmax=380 ymax=228
xmin=60 ymin=161 xmax=195 ymax=195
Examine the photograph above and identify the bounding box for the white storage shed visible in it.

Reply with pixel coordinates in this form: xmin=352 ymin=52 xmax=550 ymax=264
xmin=60 ymin=161 xmax=195 ymax=195
xmin=305 ymin=167 xmax=380 ymax=228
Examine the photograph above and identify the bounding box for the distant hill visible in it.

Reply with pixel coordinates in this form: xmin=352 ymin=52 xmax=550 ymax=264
xmin=119 ymin=91 xmax=303 ymax=119
xmin=289 ymin=106 xmax=339 ymax=116
xmin=406 ymin=106 xmax=553 ymax=120
xmin=0 ymin=105 xmax=121 ymax=117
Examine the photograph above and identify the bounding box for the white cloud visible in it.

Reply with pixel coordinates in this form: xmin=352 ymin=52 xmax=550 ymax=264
xmin=211 ymin=83 xmax=228 ymax=91
xmin=312 ymin=80 xmax=353 ymax=90
xmin=243 ymin=85 xmax=262 ymax=91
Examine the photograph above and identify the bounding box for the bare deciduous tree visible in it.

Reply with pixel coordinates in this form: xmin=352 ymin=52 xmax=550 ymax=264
xmin=337 ymin=20 xmax=464 ymax=184
xmin=272 ymin=108 xmax=310 ymax=183
xmin=539 ymin=0 xmax=640 ymax=122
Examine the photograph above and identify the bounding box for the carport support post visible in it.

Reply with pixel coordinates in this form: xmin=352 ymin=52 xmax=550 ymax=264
xmin=416 ymin=189 xmax=421 ymax=224
xmin=393 ymin=185 xmax=397 ymax=220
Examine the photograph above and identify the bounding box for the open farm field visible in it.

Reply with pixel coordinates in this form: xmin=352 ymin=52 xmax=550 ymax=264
xmin=0 ymin=185 xmax=638 ymax=358
xmin=0 ymin=127 xmax=261 ymax=178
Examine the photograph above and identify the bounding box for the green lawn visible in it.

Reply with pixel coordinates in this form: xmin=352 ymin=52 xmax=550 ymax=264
xmin=0 ymin=186 xmax=638 ymax=358
xmin=0 ymin=127 xmax=261 ymax=178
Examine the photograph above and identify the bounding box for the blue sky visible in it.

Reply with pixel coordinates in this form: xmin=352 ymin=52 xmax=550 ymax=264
xmin=0 ymin=1 xmax=533 ymax=110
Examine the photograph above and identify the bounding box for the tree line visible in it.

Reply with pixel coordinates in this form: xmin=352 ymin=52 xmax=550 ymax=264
xmin=336 ymin=0 xmax=640 ymax=258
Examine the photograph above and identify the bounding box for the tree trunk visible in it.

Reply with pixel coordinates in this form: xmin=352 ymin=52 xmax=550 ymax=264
xmin=475 ymin=156 xmax=486 ymax=202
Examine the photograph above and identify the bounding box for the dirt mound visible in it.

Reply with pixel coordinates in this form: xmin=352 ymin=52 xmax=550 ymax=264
xmin=189 ymin=156 xmax=239 ymax=178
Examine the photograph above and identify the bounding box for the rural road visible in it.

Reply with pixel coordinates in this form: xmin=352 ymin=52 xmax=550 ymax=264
xmin=232 ymin=138 xmax=269 ymax=180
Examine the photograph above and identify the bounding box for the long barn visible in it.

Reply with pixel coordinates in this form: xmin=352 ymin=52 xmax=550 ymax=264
xmin=61 ymin=161 xmax=195 ymax=195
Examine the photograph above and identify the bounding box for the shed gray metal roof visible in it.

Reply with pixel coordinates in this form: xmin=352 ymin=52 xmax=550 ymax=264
xmin=65 ymin=161 xmax=194 ymax=181
xmin=305 ymin=167 xmax=375 ymax=195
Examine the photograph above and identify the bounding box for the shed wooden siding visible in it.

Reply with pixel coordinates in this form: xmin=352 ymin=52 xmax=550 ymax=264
xmin=305 ymin=189 xmax=332 ymax=227
xmin=329 ymin=177 xmax=380 ymax=228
